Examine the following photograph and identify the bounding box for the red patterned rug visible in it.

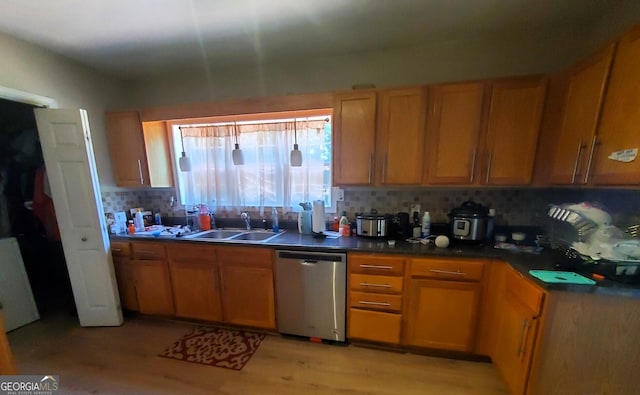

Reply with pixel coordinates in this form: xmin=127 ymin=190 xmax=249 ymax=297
xmin=158 ymin=327 xmax=265 ymax=370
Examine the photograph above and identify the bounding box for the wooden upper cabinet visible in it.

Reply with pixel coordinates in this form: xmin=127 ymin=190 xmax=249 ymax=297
xmin=376 ymin=87 xmax=427 ymax=185
xmin=549 ymin=44 xmax=615 ymax=185
xmin=106 ymin=111 xmax=150 ymax=187
xmin=142 ymin=121 xmax=174 ymax=187
xmin=592 ymin=25 xmax=640 ymax=185
xmin=105 ymin=111 xmax=173 ymax=188
xmin=333 ymin=91 xmax=377 ymax=185
xmin=483 ymin=77 xmax=547 ymax=185
xmin=424 ymin=82 xmax=485 ymax=185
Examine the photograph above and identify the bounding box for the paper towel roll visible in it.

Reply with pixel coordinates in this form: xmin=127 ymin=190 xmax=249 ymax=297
xmin=312 ymin=200 xmax=325 ymax=233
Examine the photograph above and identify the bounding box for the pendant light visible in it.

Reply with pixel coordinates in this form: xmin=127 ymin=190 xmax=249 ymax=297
xmin=290 ymin=118 xmax=302 ymax=167
xmin=232 ymin=122 xmax=245 ymax=165
xmin=178 ymin=126 xmax=192 ymax=172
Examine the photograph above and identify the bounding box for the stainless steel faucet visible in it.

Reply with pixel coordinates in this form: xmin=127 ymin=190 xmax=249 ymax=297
xmin=241 ymin=211 xmax=251 ymax=230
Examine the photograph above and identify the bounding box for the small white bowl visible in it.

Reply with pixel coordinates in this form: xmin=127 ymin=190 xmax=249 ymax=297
xmin=512 ymin=232 xmax=526 ymax=242
xmin=387 ymin=240 xmax=396 ymax=247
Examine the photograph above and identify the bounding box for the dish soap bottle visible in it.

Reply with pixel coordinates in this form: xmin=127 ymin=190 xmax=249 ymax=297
xmin=339 ymin=211 xmax=349 ymax=236
xmin=421 ymin=211 xmax=431 ymax=238
xmin=271 ymin=207 xmax=279 ymax=233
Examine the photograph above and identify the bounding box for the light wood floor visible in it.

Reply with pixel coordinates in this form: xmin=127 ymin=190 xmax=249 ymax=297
xmin=8 ymin=313 xmax=509 ymax=395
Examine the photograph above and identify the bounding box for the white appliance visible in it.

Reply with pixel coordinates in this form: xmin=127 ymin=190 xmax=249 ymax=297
xmin=0 ymin=237 xmax=39 ymax=331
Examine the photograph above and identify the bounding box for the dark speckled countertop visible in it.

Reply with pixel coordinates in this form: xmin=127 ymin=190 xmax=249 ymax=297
xmin=113 ymin=230 xmax=640 ymax=297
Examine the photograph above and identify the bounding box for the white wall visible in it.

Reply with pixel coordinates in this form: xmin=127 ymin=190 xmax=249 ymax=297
xmin=586 ymin=0 xmax=640 ymax=54
xmin=0 ymin=32 xmax=126 ymax=189
xmin=124 ymin=27 xmax=589 ymax=108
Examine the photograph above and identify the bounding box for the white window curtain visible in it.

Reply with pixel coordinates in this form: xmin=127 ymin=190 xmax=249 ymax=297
xmin=177 ymin=119 xmax=331 ymax=212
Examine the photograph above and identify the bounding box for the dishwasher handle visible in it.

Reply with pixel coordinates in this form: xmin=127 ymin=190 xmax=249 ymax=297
xmin=277 ymin=250 xmax=345 ymax=263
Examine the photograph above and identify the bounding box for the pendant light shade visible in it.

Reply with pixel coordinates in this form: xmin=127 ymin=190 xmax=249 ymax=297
xmin=178 ymin=127 xmax=192 ymax=172
xmin=290 ymin=119 xmax=302 ymax=167
xmin=232 ymin=122 xmax=245 ymax=165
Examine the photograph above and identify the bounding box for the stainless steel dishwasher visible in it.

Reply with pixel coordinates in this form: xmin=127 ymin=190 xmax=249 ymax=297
xmin=275 ymin=250 xmax=346 ymax=342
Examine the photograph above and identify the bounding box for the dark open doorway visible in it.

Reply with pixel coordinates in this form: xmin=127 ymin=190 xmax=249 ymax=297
xmin=0 ymin=98 xmax=74 ymax=316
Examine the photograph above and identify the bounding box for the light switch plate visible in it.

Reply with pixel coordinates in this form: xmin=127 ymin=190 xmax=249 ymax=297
xmin=332 ymin=187 xmax=345 ymax=202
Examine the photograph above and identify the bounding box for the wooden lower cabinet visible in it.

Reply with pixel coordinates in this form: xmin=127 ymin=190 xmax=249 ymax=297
xmin=348 ymin=308 xmax=401 ymax=344
xmin=492 ymin=266 xmax=545 ymax=395
xmin=129 ymin=241 xmax=174 ymax=316
xmin=110 ymin=241 xmax=138 ymax=311
xmin=112 ymin=256 xmax=138 ymax=311
xmin=218 ymin=247 xmax=276 ymax=329
xmin=404 ymin=257 xmax=486 ymax=352
xmin=493 ymin=296 xmax=540 ymax=395
xmin=405 ymin=279 xmax=481 ymax=352
xmin=347 ymin=253 xmax=405 ymax=344
xmin=168 ymin=244 xmax=222 ymax=322
xmin=132 ymin=259 xmax=175 ymax=316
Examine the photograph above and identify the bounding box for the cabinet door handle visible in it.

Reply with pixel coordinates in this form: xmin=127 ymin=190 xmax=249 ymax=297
xmin=368 ymin=152 xmax=374 ymax=184
xmin=470 ymin=149 xmax=477 ymax=183
xmin=382 ymin=155 xmax=387 ymax=183
xmin=137 ymin=159 xmax=145 ymax=185
xmin=485 ymin=151 xmax=493 ymax=184
xmin=583 ymin=135 xmax=598 ymax=184
xmin=359 ymin=282 xmax=392 ymax=288
xmin=358 ymin=301 xmax=391 ymax=307
xmin=429 ymin=269 xmax=465 ymax=276
xmin=516 ymin=318 xmax=529 ymax=357
xmin=571 ymin=142 xmax=584 ymax=184
xmin=359 ymin=264 xmax=393 ymax=270
xmin=112 ymin=248 xmax=122 ymax=252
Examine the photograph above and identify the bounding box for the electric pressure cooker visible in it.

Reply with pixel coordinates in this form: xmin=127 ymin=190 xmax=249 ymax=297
xmin=448 ymin=201 xmax=489 ymax=241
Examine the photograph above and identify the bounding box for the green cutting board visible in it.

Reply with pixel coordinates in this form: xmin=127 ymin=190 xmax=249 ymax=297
xmin=529 ymin=270 xmax=596 ymax=285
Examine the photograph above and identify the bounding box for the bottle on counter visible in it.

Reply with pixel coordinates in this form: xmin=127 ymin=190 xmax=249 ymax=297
xmin=272 ymin=207 xmax=280 ymax=233
xmin=127 ymin=220 xmax=136 ymax=234
xmin=154 ymin=210 xmax=162 ymax=225
xmin=332 ymin=217 xmax=339 ymax=232
xmin=134 ymin=209 xmax=145 ymax=232
xmin=412 ymin=212 xmax=422 ymax=238
xmin=339 ymin=211 xmax=350 ymax=236
xmin=421 ymin=211 xmax=431 ymax=238
xmin=198 ymin=204 xmax=211 ymax=231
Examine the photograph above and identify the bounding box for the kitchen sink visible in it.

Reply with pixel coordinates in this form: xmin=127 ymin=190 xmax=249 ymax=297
xmin=230 ymin=231 xmax=282 ymax=242
xmin=186 ymin=229 xmax=284 ymax=243
xmin=191 ymin=230 xmax=244 ymax=239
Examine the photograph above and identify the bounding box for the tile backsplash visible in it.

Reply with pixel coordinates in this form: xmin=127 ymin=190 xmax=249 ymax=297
xmin=102 ymin=187 xmax=640 ymax=229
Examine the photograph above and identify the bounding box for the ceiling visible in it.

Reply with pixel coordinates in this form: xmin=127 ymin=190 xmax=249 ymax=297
xmin=0 ymin=0 xmax=620 ymax=79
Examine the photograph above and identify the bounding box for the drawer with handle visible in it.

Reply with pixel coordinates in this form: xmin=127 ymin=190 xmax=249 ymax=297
xmin=349 ymin=254 xmax=405 ymax=276
xmin=349 ymin=291 xmax=402 ymax=312
xmin=110 ymin=241 xmax=131 ymax=257
xmin=410 ymin=258 xmax=486 ymax=281
xmin=350 ymin=274 xmax=403 ymax=293
xmin=131 ymin=241 xmax=167 ymax=260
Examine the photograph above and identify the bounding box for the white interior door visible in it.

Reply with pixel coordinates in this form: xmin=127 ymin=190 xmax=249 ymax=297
xmin=0 ymin=237 xmax=40 ymax=331
xmin=34 ymin=108 xmax=122 ymax=327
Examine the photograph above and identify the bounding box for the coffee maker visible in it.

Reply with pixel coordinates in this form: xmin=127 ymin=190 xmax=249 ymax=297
xmin=392 ymin=212 xmax=412 ymax=240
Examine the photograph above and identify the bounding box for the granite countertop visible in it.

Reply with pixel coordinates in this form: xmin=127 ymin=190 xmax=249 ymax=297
xmin=112 ymin=230 xmax=640 ymax=297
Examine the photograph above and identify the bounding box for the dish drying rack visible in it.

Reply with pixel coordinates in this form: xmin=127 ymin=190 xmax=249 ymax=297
xmin=544 ymin=205 xmax=640 ymax=283
xmin=543 ymin=205 xmax=597 ymax=250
